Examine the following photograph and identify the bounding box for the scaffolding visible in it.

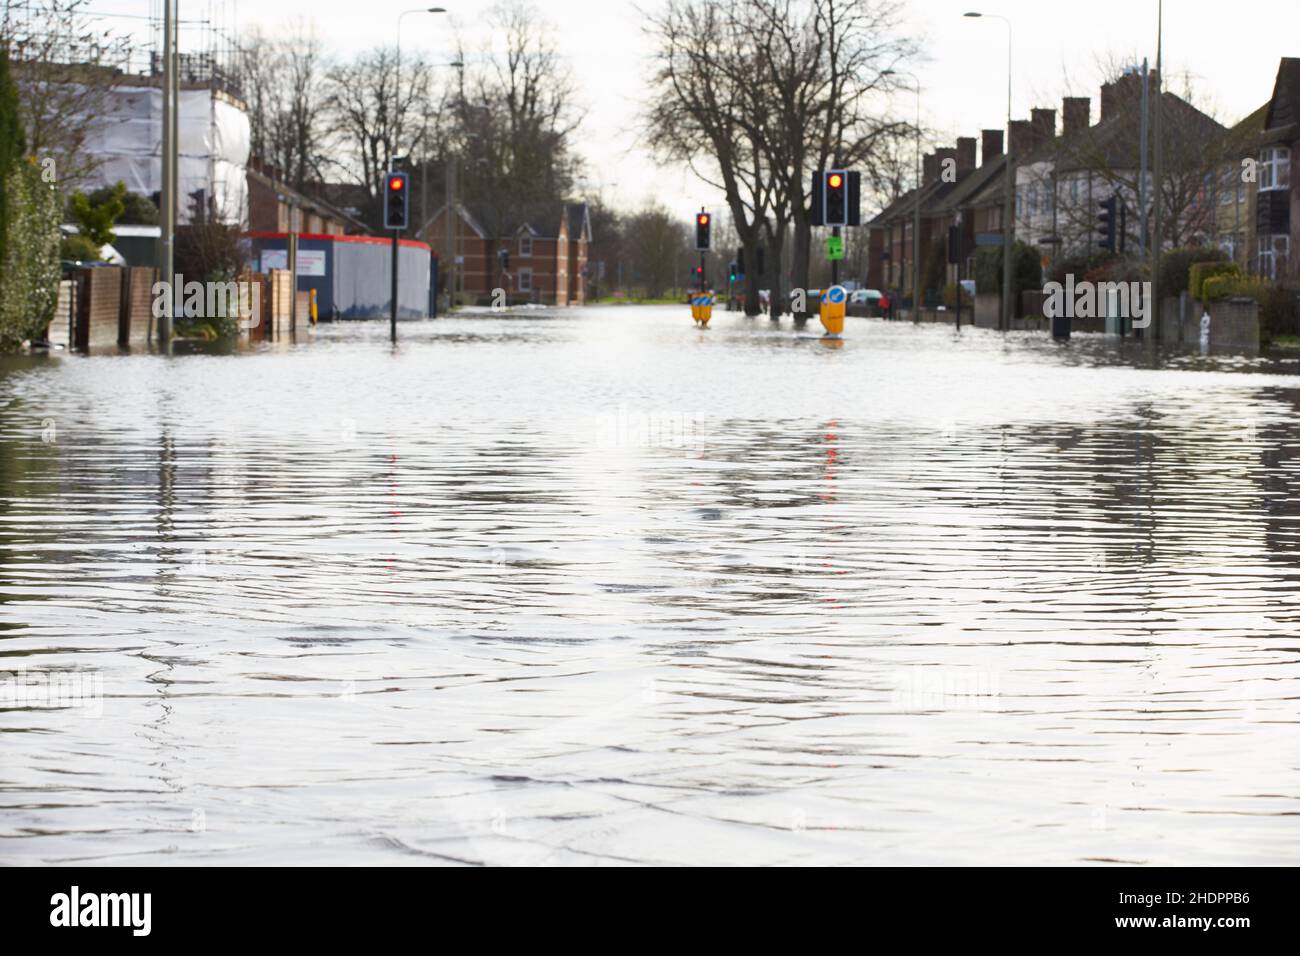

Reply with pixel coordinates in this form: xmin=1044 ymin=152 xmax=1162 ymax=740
xmin=2 ymin=0 xmax=244 ymax=101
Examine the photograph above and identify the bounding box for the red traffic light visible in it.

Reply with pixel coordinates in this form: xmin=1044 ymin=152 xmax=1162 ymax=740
xmin=698 ymin=214 xmax=709 ymax=225
xmin=390 ymin=177 xmax=404 ymax=191
xmin=828 ymin=173 xmax=843 ymax=189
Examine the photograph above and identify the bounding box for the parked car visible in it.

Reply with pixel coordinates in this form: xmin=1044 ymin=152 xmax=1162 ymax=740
xmin=848 ymin=288 xmax=883 ymax=316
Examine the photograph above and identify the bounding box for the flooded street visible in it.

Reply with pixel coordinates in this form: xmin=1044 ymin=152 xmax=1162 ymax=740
xmin=2 ymin=305 xmax=1299 ymax=866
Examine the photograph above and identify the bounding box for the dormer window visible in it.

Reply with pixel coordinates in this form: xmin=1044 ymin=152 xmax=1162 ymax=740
xmin=519 ymin=234 xmax=533 ymax=257
xmin=1259 ymin=146 xmax=1290 ymax=192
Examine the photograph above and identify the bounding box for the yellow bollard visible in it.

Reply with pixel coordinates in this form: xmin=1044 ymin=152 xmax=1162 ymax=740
xmin=691 ymin=293 xmax=714 ymax=328
xmin=819 ymin=285 xmax=847 ymax=337
xmin=309 ymin=288 xmax=318 ymax=325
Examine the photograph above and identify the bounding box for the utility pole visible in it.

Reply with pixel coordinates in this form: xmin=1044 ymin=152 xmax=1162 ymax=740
xmin=444 ymin=155 xmax=456 ymax=311
xmin=158 ymin=0 xmax=176 ymax=344
xmin=1151 ymin=0 xmax=1164 ymax=344
xmin=1139 ymin=58 xmax=1149 ymax=258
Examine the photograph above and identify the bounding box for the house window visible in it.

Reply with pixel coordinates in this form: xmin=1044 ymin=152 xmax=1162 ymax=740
xmin=1258 ymin=234 xmax=1290 ymax=279
xmin=517 ymin=267 xmax=533 ymax=292
xmin=519 ymin=235 xmax=533 ymax=257
xmin=1259 ymin=147 xmax=1290 ymax=192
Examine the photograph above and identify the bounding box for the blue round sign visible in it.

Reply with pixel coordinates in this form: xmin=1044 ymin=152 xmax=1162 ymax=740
xmin=824 ymin=285 xmax=847 ymax=305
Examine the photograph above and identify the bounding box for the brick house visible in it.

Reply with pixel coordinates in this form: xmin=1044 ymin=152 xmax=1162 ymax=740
xmin=421 ymin=201 xmax=591 ymax=306
xmin=247 ymin=161 xmax=368 ymax=236
xmin=866 ymin=129 xmax=1006 ymax=304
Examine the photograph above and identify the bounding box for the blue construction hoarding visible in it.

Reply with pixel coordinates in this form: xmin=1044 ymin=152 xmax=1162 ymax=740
xmin=248 ymin=232 xmax=438 ymax=320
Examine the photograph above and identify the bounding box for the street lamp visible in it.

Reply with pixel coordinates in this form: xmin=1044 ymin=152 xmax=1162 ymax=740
xmin=883 ymin=69 xmax=922 ymax=321
xmin=396 ymin=7 xmax=448 ymax=161
xmin=964 ymin=11 xmax=1014 ymax=332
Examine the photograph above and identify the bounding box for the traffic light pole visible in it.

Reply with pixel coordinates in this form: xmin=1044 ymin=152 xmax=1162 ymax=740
xmin=390 ymin=230 xmax=399 ymax=343
xmin=699 ymin=252 xmax=705 ymax=293
xmin=831 ymin=227 xmax=841 ymax=286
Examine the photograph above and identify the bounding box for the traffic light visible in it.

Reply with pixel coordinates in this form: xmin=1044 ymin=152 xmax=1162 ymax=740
xmin=1098 ymin=194 xmax=1117 ymax=253
xmin=824 ymin=169 xmax=847 ymax=225
xmin=811 ymin=170 xmax=861 ymax=226
xmin=695 ymin=211 xmax=711 ymax=250
xmin=728 ymin=262 xmax=738 ymax=282
xmin=384 ymin=172 xmax=409 ymax=231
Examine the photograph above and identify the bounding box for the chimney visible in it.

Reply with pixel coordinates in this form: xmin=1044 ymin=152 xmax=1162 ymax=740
xmin=1030 ymin=108 xmax=1055 ymax=148
xmin=1100 ymin=69 xmax=1156 ymax=122
xmin=981 ymin=129 xmax=1003 ymax=164
xmin=956 ymin=137 xmax=977 ymax=173
xmin=1008 ymin=119 xmax=1032 ymax=156
xmin=935 ymin=146 xmax=957 ymax=181
xmin=1062 ymin=97 xmax=1090 ymax=137
xmin=922 ymin=152 xmax=939 ymax=183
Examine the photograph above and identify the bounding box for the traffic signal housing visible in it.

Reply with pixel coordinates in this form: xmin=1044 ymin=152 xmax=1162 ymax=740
xmin=384 ymin=172 xmax=409 ymax=231
xmin=695 ymin=212 xmax=711 ymax=250
xmin=811 ymin=170 xmax=861 ymax=227
xmin=1098 ymin=194 xmax=1117 ymax=253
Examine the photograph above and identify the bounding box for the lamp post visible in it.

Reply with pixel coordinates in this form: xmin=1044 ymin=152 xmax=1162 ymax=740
xmin=964 ymin=11 xmax=1014 ymax=331
xmin=884 ymin=69 xmax=922 ymax=320
xmin=395 ymin=8 xmax=447 ymax=162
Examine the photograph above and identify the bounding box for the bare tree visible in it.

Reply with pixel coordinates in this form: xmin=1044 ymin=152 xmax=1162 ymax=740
xmin=623 ymin=203 xmax=690 ymax=298
xmin=448 ymin=0 xmax=585 ymax=233
xmin=239 ymin=23 xmax=330 ymax=192
xmin=644 ymin=0 xmax=779 ymax=316
xmin=323 ymin=45 xmax=434 ymax=222
xmin=644 ymin=0 xmax=916 ymax=316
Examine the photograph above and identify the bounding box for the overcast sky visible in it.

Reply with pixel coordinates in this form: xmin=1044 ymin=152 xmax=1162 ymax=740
xmin=86 ymin=0 xmax=1300 ymax=224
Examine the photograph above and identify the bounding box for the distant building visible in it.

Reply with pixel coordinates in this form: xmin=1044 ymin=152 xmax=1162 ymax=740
xmin=246 ymin=161 xmax=369 ymax=236
xmin=421 ymin=200 xmax=591 ymax=306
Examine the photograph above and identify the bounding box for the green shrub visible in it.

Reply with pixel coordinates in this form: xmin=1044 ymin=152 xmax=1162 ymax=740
xmin=0 ymin=47 xmax=28 ymax=271
xmin=1189 ymin=261 xmax=1241 ymax=300
xmin=1158 ymin=246 xmax=1227 ymax=296
xmin=0 ymin=159 xmax=62 ymax=350
xmin=59 ymin=233 xmax=103 ymax=262
xmin=975 ymin=240 xmax=1042 ymax=312
xmin=1258 ymin=285 xmax=1300 ymax=345
xmin=67 ymin=182 xmax=126 ymax=248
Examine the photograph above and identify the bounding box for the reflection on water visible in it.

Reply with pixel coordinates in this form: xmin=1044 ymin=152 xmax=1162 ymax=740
xmin=1 ymin=309 xmax=1299 ymax=865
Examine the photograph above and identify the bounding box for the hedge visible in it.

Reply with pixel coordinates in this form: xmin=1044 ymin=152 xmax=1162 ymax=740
xmin=1189 ymin=261 xmax=1242 ymax=301
xmin=0 ymin=159 xmax=63 ymax=351
xmin=1158 ymin=247 xmax=1227 ymax=296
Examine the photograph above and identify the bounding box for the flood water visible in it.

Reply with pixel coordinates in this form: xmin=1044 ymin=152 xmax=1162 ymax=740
xmin=2 ymin=305 xmax=1299 ymax=866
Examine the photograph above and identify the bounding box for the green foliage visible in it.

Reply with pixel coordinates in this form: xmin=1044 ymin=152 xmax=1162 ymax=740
xmin=1189 ymin=260 xmax=1242 ymax=300
xmin=1158 ymin=246 xmax=1227 ymax=296
xmin=0 ymin=160 xmax=63 ymax=350
xmin=920 ymin=234 xmax=946 ymax=303
xmin=59 ymin=233 xmax=103 ymax=262
xmin=1258 ymin=285 xmax=1300 ymax=345
xmin=68 ymin=181 xmax=127 ymax=248
xmin=89 ymin=187 xmax=158 ymax=226
xmin=974 ymin=240 xmax=1042 ymax=305
xmin=0 ymin=46 xmax=29 ymax=270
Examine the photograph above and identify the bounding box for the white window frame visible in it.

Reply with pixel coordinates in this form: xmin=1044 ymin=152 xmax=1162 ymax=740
xmin=518 ymin=234 xmax=533 ymax=257
xmin=517 ymin=267 xmax=533 ymax=292
xmin=1259 ymin=146 xmax=1291 ymax=192
xmin=1258 ymin=234 xmax=1290 ymax=280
